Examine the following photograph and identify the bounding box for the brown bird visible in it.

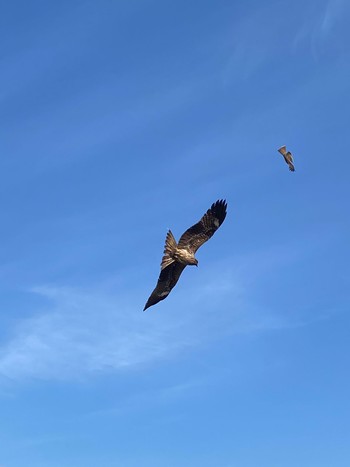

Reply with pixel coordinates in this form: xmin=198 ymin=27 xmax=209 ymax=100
xmin=278 ymin=145 xmax=295 ymax=172
xmin=144 ymin=199 xmax=228 ymax=311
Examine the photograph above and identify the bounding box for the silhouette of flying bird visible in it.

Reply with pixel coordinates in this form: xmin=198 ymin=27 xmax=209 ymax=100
xmin=144 ymin=199 xmax=227 ymax=311
xmin=278 ymin=145 xmax=295 ymax=172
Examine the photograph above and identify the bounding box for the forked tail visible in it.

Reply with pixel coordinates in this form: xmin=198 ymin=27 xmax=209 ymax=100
xmin=161 ymin=230 xmax=177 ymax=270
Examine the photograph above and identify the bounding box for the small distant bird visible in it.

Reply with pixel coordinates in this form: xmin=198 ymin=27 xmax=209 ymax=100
xmin=144 ymin=199 xmax=227 ymax=311
xmin=278 ymin=145 xmax=295 ymax=172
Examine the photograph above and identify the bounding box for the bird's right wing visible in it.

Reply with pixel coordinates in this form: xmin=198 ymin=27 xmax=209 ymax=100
xmin=278 ymin=145 xmax=287 ymax=156
xmin=177 ymin=199 xmax=227 ymax=254
xmin=143 ymin=262 xmax=186 ymax=311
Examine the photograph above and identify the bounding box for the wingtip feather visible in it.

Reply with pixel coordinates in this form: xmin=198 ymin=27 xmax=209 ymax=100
xmin=210 ymin=199 xmax=228 ymax=225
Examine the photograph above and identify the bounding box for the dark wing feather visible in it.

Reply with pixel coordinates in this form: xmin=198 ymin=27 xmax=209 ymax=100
xmin=177 ymin=199 xmax=227 ymax=254
xmin=143 ymin=262 xmax=186 ymax=311
xmin=285 ymin=152 xmax=295 ymax=171
xmin=286 ymin=151 xmax=294 ymax=163
xmin=288 ymin=161 xmax=295 ymax=171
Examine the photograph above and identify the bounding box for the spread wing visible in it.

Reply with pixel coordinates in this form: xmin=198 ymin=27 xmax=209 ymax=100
xmin=177 ymin=199 xmax=227 ymax=254
xmin=287 ymin=160 xmax=295 ymax=172
xmin=143 ymin=262 xmax=186 ymax=311
xmin=278 ymin=145 xmax=287 ymax=156
xmin=285 ymin=151 xmax=295 ymax=171
xmin=278 ymin=146 xmax=295 ymax=171
xmin=285 ymin=151 xmax=294 ymax=163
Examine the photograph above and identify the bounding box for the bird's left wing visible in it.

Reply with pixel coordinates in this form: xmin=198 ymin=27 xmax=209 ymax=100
xmin=177 ymin=199 xmax=227 ymax=254
xmin=285 ymin=151 xmax=295 ymax=171
xmin=143 ymin=262 xmax=186 ymax=311
xmin=286 ymin=151 xmax=294 ymax=162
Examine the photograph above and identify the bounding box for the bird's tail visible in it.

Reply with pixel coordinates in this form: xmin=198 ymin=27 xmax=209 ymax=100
xmin=161 ymin=230 xmax=177 ymax=270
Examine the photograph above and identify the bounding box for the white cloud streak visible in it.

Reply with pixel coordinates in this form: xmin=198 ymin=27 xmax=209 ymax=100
xmin=0 ymin=285 xmax=194 ymax=382
xmin=293 ymin=0 xmax=348 ymax=59
xmin=0 ymin=272 xmax=252 ymax=382
xmin=0 ymin=241 xmax=329 ymax=383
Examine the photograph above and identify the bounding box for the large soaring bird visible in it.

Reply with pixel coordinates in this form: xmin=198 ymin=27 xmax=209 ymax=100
xmin=144 ymin=199 xmax=227 ymax=311
xmin=278 ymin=145 xmax=295 ymax=172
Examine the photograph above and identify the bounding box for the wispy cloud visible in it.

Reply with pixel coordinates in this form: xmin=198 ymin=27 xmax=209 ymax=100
xmin=293 ymin=0 xmax=348 ymax=59
xmin=0 ymin=228 xmax=335 ymax=384
xmin=320 ymin=0 xmax=346 ymax=36
xmin=220 ymin=9 xmax=270 ymax=86
xmin=0 ymin=277 xmax=240 ymax=382
xmin=0 ymin=241 xmax=324 ymax=384
xmin=0 ymin=284 xmax=192 ymax=382
xmin=88 ymin=378 xmax=205 ymax=420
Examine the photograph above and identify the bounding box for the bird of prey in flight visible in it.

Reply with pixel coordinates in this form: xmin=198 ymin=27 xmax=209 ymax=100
xmin=278 ymin=145 xmax=295 ymax=172
xmin=143 ymin=199 xmax=227 ymax=311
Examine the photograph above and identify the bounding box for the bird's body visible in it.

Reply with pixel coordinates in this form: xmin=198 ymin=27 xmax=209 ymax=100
xmin=173 ymin=248 xmax=197 ymax=266
xmin=278 ymin=145 xmax=295 ymax=172
xmin=143 ymin=199 xmax=227 ymax=311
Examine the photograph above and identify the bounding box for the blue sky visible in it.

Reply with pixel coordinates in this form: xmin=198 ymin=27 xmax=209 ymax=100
xmin=1 ymin=0 xmax=350 ymax=465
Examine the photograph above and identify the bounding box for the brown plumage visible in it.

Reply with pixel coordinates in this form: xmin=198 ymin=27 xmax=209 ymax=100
xmin=143 ymin=199 xmax=227 ymax=311
xmin=278 ymin=145 xmax=295 ymax=172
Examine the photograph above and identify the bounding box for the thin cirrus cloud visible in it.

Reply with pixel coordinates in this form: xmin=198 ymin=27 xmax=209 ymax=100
xmin=0 ymin=277 xmax=240 ymax=383
xmin=0 ymin=284 xmax=190 ymax=382
xmin=292 ymin=0 xmax=349 ymax=59
xmin=319 ymin=0 xmax=347 ymax=35
xmin=0 ymin=241 xmax=322 ymax=384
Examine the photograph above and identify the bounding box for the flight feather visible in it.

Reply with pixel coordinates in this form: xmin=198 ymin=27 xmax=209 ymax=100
xmin=143 ymin=199 xmax=227 ymax=311
xmin=278 ymin=145 xmax=295 ymax=172
xmin=178 ymin=199 xmax=227 ymax=253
